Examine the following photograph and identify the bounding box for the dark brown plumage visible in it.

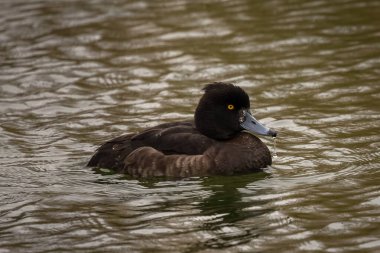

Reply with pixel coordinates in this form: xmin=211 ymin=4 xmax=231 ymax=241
xmin=87 ymin=82 xmax=277 ymax=178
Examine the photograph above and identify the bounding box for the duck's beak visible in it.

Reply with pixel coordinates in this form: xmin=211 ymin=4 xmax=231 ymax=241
xmin=239 ymin=110 xmax=277 ymax=137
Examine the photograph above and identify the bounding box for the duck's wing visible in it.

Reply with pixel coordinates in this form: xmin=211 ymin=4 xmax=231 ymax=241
xmin=87 ymin=120 xmax=215 ymax=171
xmin=86 ymin=133 xmax=135 ymax=170
xmin=132 ymin=123 xmax=215 ymax=155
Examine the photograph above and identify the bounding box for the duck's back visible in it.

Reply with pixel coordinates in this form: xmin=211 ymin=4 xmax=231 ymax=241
xmin=87 ymin=120 xmax=215 ymax=171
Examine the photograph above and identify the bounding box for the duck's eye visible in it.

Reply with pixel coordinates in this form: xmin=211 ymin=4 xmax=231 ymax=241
xmin=227 ymin=104 xmax=234 ymax=110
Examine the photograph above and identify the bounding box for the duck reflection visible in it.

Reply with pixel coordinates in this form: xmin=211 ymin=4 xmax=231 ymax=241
xmin=196 ymin=172 xmax=273 ymax=248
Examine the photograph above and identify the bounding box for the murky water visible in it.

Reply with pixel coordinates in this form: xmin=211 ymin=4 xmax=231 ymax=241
xmin=1 ymin=0 xmax=380 ymax=252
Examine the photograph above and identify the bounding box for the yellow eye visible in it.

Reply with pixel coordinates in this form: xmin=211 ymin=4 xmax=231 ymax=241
xmin=227 ymin=104 xmax=234 ymax=110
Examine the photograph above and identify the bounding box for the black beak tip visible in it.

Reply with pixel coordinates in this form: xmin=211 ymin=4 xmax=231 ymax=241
xmin=268 ymin=129 xmax=277 ymax=137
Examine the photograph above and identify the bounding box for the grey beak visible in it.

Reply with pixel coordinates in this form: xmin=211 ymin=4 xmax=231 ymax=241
xmin=240 ymin=110 xmax=277 ymax=137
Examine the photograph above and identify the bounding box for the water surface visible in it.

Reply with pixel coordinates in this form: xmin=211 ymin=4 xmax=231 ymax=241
xmin=1 ymin=0 xmax=380 ymax=252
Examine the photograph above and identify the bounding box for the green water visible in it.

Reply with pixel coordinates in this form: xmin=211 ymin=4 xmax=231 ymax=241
xmin=1 ymin=0 xmax=379 ymax=252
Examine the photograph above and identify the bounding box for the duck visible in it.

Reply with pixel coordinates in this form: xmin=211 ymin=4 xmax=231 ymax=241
xmin=87 ymin=82 xmax=277 ymax=178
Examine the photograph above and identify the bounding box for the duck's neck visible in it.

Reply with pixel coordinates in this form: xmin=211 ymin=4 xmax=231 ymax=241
xmin=194 ymin=108 xmax=237 ymax=140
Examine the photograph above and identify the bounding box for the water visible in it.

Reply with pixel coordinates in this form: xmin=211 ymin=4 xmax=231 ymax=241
xmin=1 ymin=0 xmax=380 ymax=252
xmin=272 ymin=137 xmax=277 ymax=158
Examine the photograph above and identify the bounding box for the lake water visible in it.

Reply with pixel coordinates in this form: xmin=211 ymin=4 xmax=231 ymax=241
xmin=1 ymin=0 xmax=380 ymax=252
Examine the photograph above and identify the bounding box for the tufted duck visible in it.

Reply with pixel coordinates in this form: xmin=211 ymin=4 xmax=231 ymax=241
xmin=87 ymin=82 xmax=277 ymax=178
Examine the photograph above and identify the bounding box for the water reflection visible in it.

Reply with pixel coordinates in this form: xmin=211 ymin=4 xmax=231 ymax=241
xmin=1 ymin=0 xmax=380 ymax=252
xmin=200 ymin=174 xmax=269 ymax=223
xmin=198 ymin=174 xmax=271 ymax=248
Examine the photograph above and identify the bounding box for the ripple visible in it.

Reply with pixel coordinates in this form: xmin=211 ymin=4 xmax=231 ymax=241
xmin=1 ymin=0 xmax=380 ymax=252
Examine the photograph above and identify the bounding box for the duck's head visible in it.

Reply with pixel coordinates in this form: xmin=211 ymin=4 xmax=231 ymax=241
xmin=194 ymin=82 xmax=277 ymax=140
